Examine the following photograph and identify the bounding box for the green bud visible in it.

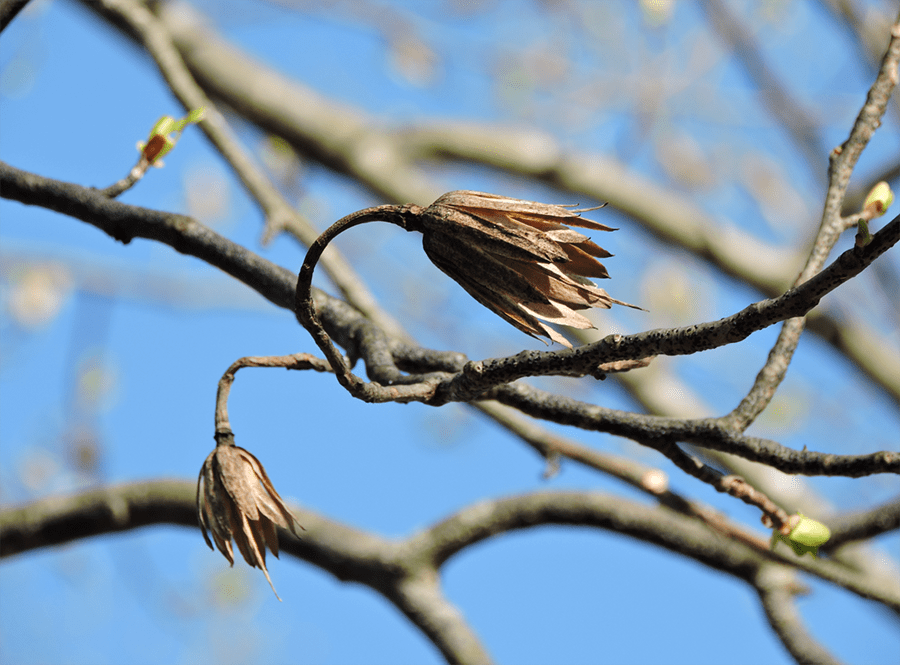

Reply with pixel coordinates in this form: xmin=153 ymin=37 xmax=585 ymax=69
xmin=137 ymin=108 xmax=206 ymax=166
xmin=863 ymin=181 xmax=894 ymax=217
xmin=771 ymin=513 xmax=831 ymax=557
xmin=855 ymin=218 xmax=871 ymax=247
xmin=149 ymin=115 xmax=178 ymax=137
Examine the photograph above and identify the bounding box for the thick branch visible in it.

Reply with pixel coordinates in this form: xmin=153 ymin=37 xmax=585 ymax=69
xmin=4 ymin=481 xmax=898 ymax=625
xmin=3 ymin=161 xmax=896 ymax=479
xmin=387 ymin=572 xmax=494 ymax=665
xmin=755 ymin=566 xmax=844 ymax=665
xmin=493 ymin=381 xmax=899 ymax=477
xmin=0 ymin=480 xmax=491 ymax=665
xmin=91 ymin=0 xmax=900 ymax=408
xmin=823 ymin=496 xmax=900 ymax=549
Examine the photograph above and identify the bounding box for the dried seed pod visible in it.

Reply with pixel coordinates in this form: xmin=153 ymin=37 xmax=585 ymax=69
xmin=197 ymin=436 xmax=304 ymax=599
xmin=411 ymin=191 xmax=642 ymax=347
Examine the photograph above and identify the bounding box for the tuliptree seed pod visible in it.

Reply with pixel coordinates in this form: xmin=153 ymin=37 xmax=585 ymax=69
xmin=410 ymin=190 xmax=643 ymax=347
xmin=197 ymin=433 xmax=304 ymax=600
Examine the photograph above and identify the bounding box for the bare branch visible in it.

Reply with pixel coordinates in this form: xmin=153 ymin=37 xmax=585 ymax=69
xmin=823 ymin=496 xmax=900 ymax=549
xmin=0 ymin=479 xmax=196 ymax=557
xmin=755 ymin=566 xmax=845 ymax=665
xmin=654 ymin=442 xmax=792 ymax=532
xmin=0 ymin=480 xmax=491 ymax=665
xmin=473 ymin=400 xmax=773 ymax=551
xmin=493 ymin=381 xmax=898 ymax=477
xmin=3 ymin=161 xmax=896 ymax=480
xmin=725 ymin=13 xmax=900 ymax=430
xmin=4 ymin=481 xmax=898 ymax=634
xmin=386 ymin=572 xmax=494 ymax=665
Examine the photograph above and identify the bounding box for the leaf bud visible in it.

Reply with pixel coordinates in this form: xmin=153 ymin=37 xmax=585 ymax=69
xmin=137 ymin=107 xmax=206 ymax=166
xmin=863 ymin=181 xmax=894 ymax=217
xmin=770 ymin=513 xmax=831 ymax=557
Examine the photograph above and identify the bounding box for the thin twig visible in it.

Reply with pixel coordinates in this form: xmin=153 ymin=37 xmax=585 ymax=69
xmin=99 ymin=156 xmax=154 ymax=198
xmin=97 ymin=0 xmax=299 ymax=233
xmin=493 ymin=380 xmax=899 ymax=477
xmin=473 ymin=400 xmax=772 ymax=550
xmin=214 ymin=354 xmax=332 ymax=434
xmin=724 ymin=14 xmax=900 ymax=431
xmin=293 ymin=203 xmax=437 ymax=402
xmin=655 ymin=442 xmax=792 ymax=532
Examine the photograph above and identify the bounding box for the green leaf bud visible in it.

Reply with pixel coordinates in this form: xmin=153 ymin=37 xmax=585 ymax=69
xmin=863 ymin=181 xmax=894 ymax=217
xmin=771 ymin=513 xmax=831 ymax=557
xmin=137 ymin=108 xmax=205 ymax=166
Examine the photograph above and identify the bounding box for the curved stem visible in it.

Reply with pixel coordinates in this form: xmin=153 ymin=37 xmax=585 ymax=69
xmin=214 ymin=354 xmax=332 ymax=435
xmin=294 ymin=204 xmax=425 ymax=399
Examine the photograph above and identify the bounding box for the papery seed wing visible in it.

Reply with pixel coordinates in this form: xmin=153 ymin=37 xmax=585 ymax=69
xmin=526 ymin=317 xmax=573 ymax=347
xmin=435 ymin=191 xmax=617 ymax=231
xmin=215 ymin=446 xmax=262 ymax=521
xmin=197 ymin=458 xmax=216 ymax=551
xmin=203 ymin=460 xmax=239 ymax=550
xmin=238 ymin=447 xmax=305 ymax=536
xmin=423 ymin=232 xmax=550 ymax=305
xmin=494 ymin=257 xmax=609 ymax=309
xmin=519 ymin=300 xmax=596 ymax=330
xmin=261 ymin=517 xmax=281 ymax=559
xmin=237 ymin=511 xmax=283 ymax=601
xmin=423 ymin=205 xmax=568 ymax=264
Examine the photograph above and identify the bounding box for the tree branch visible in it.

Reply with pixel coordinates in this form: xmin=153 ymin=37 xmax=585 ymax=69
xmin=76 ymin=0 xmax=900 ymax=409
xmin=823 ymin=496 xmax=900 ymax=549
xmin=0 ymin=0 xmax=32 ymax=33
xmin=4 ymin=480 xmax=898 ymax=653
xmin=755 ymin=565 xmax=844 ymax=665
xmin=493 ymin=381 xmax=899 ymax=477
xmin=3 ymin=160 xmax=897 ymax=480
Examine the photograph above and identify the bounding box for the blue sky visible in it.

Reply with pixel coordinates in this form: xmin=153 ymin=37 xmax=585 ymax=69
xmin=1 ymin=1 xmax=899 ymax=663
